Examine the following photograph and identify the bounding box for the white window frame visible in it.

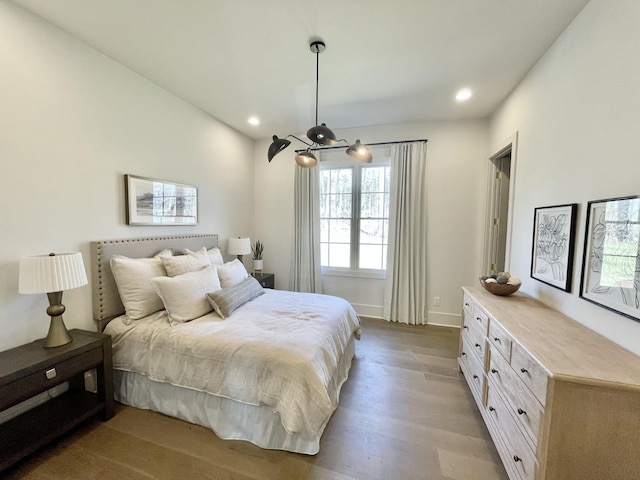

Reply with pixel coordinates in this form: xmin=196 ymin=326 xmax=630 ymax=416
xmin=319 ymin=150 xmax=390 ymax=279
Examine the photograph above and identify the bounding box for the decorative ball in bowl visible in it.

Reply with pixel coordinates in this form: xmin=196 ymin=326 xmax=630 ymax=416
xmin=479 ymin=272 xmax=522 ymax=296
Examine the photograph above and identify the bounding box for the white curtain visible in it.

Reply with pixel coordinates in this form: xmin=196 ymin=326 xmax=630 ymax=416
xmin=290 ymin=164 xmax=322 ymax=293
xmin=384 ymin=142 xmax=428 ymax=324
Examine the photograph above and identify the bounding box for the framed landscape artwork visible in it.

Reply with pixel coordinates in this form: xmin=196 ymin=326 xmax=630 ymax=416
xmin=531 ymin=203 xmax=577 ymax=292
xmin=580 ymin=195 xmax=640 ymax=322
xmin=125 ymin=174 xmax=198 ymax=225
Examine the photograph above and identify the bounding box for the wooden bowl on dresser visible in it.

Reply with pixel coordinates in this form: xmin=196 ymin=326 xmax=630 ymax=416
xmin=479 ymin=278 xmax=521 ymax=296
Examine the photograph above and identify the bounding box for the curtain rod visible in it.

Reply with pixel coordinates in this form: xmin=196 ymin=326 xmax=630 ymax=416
xmin=294 ymin=138 xmax=428 ymax=153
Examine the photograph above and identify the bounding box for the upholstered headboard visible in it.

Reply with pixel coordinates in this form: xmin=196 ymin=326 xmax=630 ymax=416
xmin=90 ymin=234 xmax=219 ymax=330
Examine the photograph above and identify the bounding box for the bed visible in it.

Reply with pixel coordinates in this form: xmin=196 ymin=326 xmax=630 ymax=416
xmin=90 ymin=234 xmax=360 ymax=454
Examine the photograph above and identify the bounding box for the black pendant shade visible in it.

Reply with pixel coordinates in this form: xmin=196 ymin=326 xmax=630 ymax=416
xmin=267 ymin=40 xmax=371 ymax=168
xmin=306 ymin=123 xmax=337 ymax=146
xmin=295 ymin=149 xmax=318 ymax=168
xmin=346 ymin=139 xmax=372 ymax=163
xmin=267 ymin=135 xmax=291 ymax=162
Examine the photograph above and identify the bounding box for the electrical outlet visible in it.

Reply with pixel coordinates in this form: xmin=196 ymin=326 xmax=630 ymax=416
xmin=433 ymin=296 xmax=441 ymax=306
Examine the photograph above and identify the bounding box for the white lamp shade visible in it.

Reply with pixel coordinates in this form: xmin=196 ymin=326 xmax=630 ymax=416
xmin=227 ymin=237 xmax=251 ymax=256
xmin=19 ymin=252 xmax=88 ymax=294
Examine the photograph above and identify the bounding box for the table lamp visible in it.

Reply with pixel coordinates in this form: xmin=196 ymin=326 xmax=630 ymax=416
xmin=19 ymin=252 xmax=88 ymax=348
xmin=227 ymin=237 xmax=251 ymax=262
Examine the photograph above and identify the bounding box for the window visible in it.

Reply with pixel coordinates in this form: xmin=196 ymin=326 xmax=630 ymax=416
xmin=320 ymin=161 xmax=390 ymax=271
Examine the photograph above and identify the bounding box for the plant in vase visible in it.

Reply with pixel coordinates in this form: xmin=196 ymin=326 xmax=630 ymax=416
xmin=251 ymin=240 xmax=264 ymax=275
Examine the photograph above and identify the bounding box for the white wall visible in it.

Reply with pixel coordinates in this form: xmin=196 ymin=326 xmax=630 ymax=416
xmin=254 ymin=119 xmax=489 ymax=327
xmin=490 ymin=0 xmax=640 ymax=354
xmin=0 ymin=3 xmax=254 ymax=351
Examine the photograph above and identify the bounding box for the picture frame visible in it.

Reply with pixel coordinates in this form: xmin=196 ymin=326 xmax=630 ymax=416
xmin=125 ymin=174 xmax=198 ymax=225
xmin=580 ymin=195 xmax=640 ymax=322
xmin=531 ymin=203 xmax=577 ymax=292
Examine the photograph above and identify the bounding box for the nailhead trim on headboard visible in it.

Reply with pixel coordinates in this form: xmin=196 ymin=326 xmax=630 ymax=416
xmin=90 ymin=234 xmax=219 ymax=330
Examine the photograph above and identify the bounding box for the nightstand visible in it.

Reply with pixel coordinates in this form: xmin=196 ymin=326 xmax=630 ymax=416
xmin=253 ymin=272 xmax=275 ymax=289
xmin=0 ymin=329 xmax=114 ymax=472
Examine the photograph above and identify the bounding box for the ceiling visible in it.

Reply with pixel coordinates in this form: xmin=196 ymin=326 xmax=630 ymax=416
xmin=12 ymin=0 xmax=589 ymax=141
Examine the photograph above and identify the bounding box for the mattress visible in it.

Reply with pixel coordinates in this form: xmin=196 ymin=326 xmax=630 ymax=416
xmin=104 ymin=289 xmax=361 ymax=454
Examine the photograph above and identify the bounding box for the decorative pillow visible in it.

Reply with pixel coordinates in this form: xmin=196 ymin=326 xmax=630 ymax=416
xmin=110 ymin=255 xmax=167 ymax=320
xmin=207 ymin=247 xmax=224 ymax=266
xmin=206 ymin=276 xmax=264 ymax=319
xmin=184 ymin=246 xmax=224 ymax=266
xmin=151 ymin=266 xmax=222 ymax=325
xmin=216 ymin=259 xmax=249 ymax=289
xmin=155 ymin=248 xmax=174 ymax=258
xmin=161 ymin=246 xmax=211 ymax=277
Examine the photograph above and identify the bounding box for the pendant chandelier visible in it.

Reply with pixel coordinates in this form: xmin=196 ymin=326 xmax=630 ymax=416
xmin=267 ymin=40 xmax=373 ymax=168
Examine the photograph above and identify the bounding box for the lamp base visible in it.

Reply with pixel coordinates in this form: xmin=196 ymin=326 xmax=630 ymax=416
xmin=43 ymin=315 xmax=72 ymax=348
xmin=43 ymin=291 xmax=72 ymax=348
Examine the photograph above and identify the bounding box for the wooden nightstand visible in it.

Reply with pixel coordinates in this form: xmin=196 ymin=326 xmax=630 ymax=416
xmin=253 ymin=272 xmax=275 ymax=289
xmin=0 ymin=329 xmax=114 ymax=471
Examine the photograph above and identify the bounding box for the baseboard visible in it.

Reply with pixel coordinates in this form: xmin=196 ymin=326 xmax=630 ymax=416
xmin=351 ymin=303 xmax=384 ymax=318
xmin=354 ymin=308 xmax=462 ymax=329
xmin=427 ymin=311 xmax=462 ymax=328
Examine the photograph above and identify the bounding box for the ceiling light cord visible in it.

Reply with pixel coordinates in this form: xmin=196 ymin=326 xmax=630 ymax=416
xmin=267 ymin=39 xmax=372 ymax=167
xmin=315 ymin=46 xmax=319 ymax=128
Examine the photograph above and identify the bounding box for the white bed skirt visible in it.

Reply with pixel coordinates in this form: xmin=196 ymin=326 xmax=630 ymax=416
xmin=112 ymin=335 xmax=356 ymax=455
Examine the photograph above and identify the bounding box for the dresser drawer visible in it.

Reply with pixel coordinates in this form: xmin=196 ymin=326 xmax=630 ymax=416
xmin=488 ymin=319 xmax=512 ymax=363
xmin=461 ymin=316 xmax=487 ymax=363
xmin=463 ymin=291 xmax=474 ymax=317
xmin=511 ymin=342 xmax=549 ymax=406
xmin=488 ymin=346 xmax=544 ymax=449
xmin=460 ymin=337 xmax=485 ymax=407
xmin=486 ymin=383 xmax=537 ymax=480
xmin=472 ymin=303 xmax=490 ymax=335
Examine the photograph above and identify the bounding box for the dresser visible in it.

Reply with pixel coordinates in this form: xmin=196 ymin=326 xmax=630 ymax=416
xmin=459 ymin=286 xmax=640 ymax=480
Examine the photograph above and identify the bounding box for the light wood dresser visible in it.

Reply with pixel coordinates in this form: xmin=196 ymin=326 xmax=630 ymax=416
xmin=458 ymin=286 xmax=640 ymax=480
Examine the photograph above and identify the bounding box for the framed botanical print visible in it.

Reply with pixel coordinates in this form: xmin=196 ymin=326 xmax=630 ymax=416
xmin=531 ymin=203 xmax=577 ymax=292
xmin=125 ymin=174 xmax=198 ymax=225
xmin=580 ymin=195 xmax=640 ymax=322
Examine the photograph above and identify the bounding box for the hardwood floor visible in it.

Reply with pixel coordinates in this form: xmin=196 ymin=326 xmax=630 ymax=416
xmin=4 ymin=318 xmax=508 ymax=480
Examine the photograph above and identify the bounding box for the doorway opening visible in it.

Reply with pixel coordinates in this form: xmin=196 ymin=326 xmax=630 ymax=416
xmin=483 ymin=133 xmax=518 ymax=276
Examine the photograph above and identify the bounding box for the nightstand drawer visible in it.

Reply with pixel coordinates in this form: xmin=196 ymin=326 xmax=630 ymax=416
xmin=0 ymin=347 xmax=103 ymax=411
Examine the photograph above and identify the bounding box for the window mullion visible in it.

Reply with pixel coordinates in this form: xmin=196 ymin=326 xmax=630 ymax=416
xmin=351 ymin=166 xmax=361 ymax=269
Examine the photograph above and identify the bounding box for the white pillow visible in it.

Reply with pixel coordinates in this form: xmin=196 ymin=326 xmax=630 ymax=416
xmin=185 ymin=246 xmax=224 ymax=266
xmin=161 ymin=246 xmax=211 ymax=277
xmin=216 ymin=259 xmax=249 ymax=289
xmin=207 ymin=247 xmax=224 ymax=265
xmin=155 ymin=248 xmax=174 ymax=258
xmin=110 ymin=255 xmax=167 ymax=320
xmin=151 ymin=266 xmax=222 ymax=325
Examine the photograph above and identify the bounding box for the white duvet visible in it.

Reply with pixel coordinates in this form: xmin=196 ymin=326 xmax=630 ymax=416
xmin=104 ymin=289 xmax=361 ymax=439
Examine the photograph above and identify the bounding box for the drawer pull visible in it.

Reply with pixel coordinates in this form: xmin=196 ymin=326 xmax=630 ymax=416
xmin=465 ymin=302 xmax=470 ymax=307
xmin=513 ymin=456 xmax=522 ymax=463
xmin=476 ymin=317 xmax=482 ymax=322
xmin=517 ymin=408 xmax=527 ymax=415
xmin=489 ymin=406 xmax=495 ymax=412
xmin=473 ymin=375 xmax=478 ymax=379
xmin=45 ymin=368 xmax=57 ymax=380
xmin=475 ymin=343 xmax=481 ymax=348
xmin=461 ymin=352 xmax=466 ymax=356
xmin=491 ymin=368 xmax=498 ymax=374
xmin=463 ymin=325 xmax=469 ymax=330
xmin=520 ymin=368 xmax=528 ymax=373
xmin=493 ymin=337 xmax=501 ymax=343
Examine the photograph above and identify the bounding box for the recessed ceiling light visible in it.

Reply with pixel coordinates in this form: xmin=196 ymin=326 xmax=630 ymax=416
xmin=248 ymin=116 xmax=260 ymax=126
xmin=455 ymin=88 xmax=472 ymax=102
